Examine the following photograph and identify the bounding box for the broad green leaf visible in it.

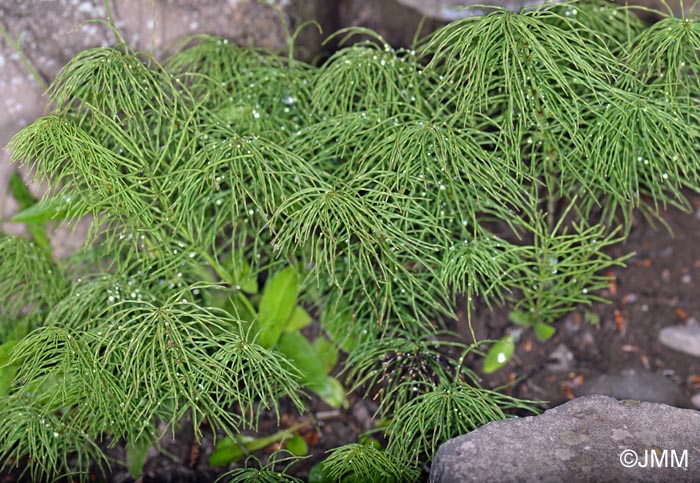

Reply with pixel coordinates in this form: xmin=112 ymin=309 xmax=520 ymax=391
xmin=277 ymin=332 xmax=348 ymax=408
xmin=284 ymin=305 xmax=313 ymax=332
xmin=483 ymin=335 xmax=515 ymax=374
xmin=308 ymin=463 xmax=332 ymax=483
xmin=8 ymin=172 xmax=51 ymax=254
xmin=9 ymin=195 xmax=71 ymax=223
xmin=239 ymin=278 xmax=258 ymax=295
xmin=0 ymin=315 xmax=32 ymax=344
xmin=126 ymin=440 xmax=150 ymax=479
xmin=313 ymin=335 xmax=339 ymax=373
xmin=284 ymin=434 xmax=308 ymax=456
xmin=322 ymin=304 xmax=369 ymax=353
xmin=209 ymin=435 xmax=255 ymax=467
xmin=25 ymin=373 xmax=65 ymax=410
xmin=254 ymin=266 xmax=298 ymax=348
xmin=225 ymin=294 xmax=256 ymax=323
xmin=222 ymin=251 xmax=258 ymax=294
xmin=277 ymin=331 xmax=327 ymax=388
xmin=0 ymin=341 xmax=18 ymax=397
xmin=508 ymin=310 xmax=531 ymax=326
xmin=25 ymin=224 xmax=52 ymax=256
xmin=315 ymin=376 xmax=349 ymax=409
xmin=9 ymin=172 xmax=36 ymax=209
xmin=534 ymin=321 xmax=556 ymax=341
xmin=209 ymin=430 xmax=306 ymax=467
xmin=358 ymin=436 xmax=382 ymax=450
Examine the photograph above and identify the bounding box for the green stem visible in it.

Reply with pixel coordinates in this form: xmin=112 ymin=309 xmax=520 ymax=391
xmin=0 ymin=27 xmax=49 ymax=92
xmin=229 ymin=411 xmax=341 ymax=456
xmin=177 ymin=226 xmax=259 ymax=318
xmin=528 ymin=232 xmax=549 ymax=327
xmin=236 ymin=291 xmax=258 ymax=318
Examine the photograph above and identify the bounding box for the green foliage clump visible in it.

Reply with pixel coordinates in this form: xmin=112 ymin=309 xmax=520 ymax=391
xmin=2 ymin=0 xmax=700 ymax=480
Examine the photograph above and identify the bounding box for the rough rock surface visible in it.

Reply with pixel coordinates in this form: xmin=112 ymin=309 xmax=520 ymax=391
xmin=337 ymin=0 xmax=560 ymax=48
xmin=395 ymin=0 xmax=563 ymax=21
xmin=576 ymin=368 xmax=683 ymax=406
xmin=430 ymin=395 xmax=700 ymax=483
xmin=394 ymin=0 xmax=689 ymax=22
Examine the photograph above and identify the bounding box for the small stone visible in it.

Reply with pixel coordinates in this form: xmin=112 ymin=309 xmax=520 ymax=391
xmin=659 ymin=325 xmax=700 ymax=357
xmin=545 ymin=343 xmax=574 ymax=373
xmin=692 ymin=393 xmax=700 ymax=409
xmin=576 ymin=369 xmax=682 ymax=406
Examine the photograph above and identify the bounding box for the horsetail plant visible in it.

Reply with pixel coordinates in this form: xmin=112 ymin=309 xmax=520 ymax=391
xmin=2 ymin=0 xmax=700 ymax=480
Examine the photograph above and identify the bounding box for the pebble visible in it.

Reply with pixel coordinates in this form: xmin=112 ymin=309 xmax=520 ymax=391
xmin=545 ymin=343 xmax=574 ymax=373
xmin=658 ymin=325 xmax=700 ymax=357
xmin=576 ymin=368 xmax=682 ymax=406
xmin=693 ymin=393 xmax=700 ymax=409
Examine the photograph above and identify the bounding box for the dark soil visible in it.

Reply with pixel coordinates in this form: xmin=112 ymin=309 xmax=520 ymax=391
xmin=470 ymin=193 xmax=700 ymax=410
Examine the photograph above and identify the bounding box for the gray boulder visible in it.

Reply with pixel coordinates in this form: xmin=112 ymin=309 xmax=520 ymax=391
xmin=395 ymin=0 xmax=690 ymax=22
xmin=430 ymin=395 xmax=700 ymax=483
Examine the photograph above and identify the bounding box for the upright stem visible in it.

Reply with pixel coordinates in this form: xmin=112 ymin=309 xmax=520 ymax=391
xmin=0 ymin=27 xmax=49 ymax=92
